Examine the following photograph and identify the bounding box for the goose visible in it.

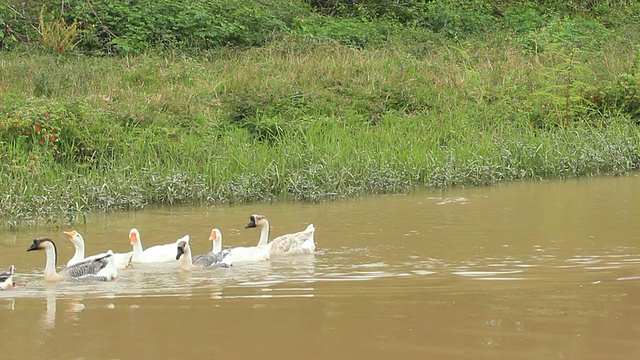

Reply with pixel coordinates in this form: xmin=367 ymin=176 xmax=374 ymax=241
xmin=191 ymin=228 xmax=231 ymax=267
xmin=245 ymin=214 xmax=316 ymax=256
xmin=212 ymin=226 xmax=269 ymax=264
xmin=64 ymin=230 xmax=133 ymax=269
xmin=176 ymin=236 xmax=230 ymax=271
xmin=129 ymin=228 xmax=187 ymax=264
xmin=0 ymin=265 xmax=15 ymax=290
xmin=27 ymin=238 xmax=117 ymax=282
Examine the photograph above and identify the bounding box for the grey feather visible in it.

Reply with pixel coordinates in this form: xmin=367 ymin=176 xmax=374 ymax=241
xmin=60 ymin=253 xmax=110 ymax=278
xmin=73 ymin=274 xmax=111 ymax=282
xmin=192 ymin=249 xmax=231 ymax=268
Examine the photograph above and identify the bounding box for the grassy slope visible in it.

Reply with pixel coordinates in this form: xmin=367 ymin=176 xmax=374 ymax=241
xmin=1 ymin=13 xmax=639 ymax=228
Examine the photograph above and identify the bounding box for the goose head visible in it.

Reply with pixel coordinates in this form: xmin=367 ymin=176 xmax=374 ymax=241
xmin=245 ymin=214 xmax=268 ymax=229
xmin=63 ymin=230 xmax=84 ymax=247
xmin=27 ymin=238 xmax=59 ymax=277
xmin=27 ymin=238 xmax=56 ymax=253
xmin=129 ymin=228 xmax=141 ymax=246
xmin=176 ymin=239 xmax=190 ymax=260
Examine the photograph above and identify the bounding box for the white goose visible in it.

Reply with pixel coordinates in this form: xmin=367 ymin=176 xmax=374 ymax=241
xmin=129 ymin=228 xmax=187 ymax=264
xmin=27 ymin=238 xmax=117 ymax=282
xmin=0 ymin=265 xmax=15 ymax=290
xmin=64 ymin=230 xmax=132 ymax=269
xmin=245 ymin=214 xmax=316 ymax=256
xmin=176 ymin=236 xmax=230 ymax=271
xmin=223 ymin=226 xmax=271 ymax=264
xmin=191 ymin=228 xmax=231 ymax=267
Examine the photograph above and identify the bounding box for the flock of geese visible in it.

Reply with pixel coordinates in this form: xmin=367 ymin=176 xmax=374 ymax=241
xmin=0 ymin=214 xmax=316 ymax=290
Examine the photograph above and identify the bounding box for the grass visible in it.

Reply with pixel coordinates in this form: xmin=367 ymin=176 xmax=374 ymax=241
xmin=1 ymin=24 xmax=640 ymax=229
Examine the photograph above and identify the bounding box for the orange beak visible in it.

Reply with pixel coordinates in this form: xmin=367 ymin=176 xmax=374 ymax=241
xmin=209 ymin=229 xmax=217 ymax=241
xmin=63 ymin=230 xmax=77 ymax=238
xmin=129 ymin=232 xmax=137 ymax=246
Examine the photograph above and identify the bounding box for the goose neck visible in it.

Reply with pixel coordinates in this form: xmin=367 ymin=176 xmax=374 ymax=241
xmin=43 ymin=244 xmax=60 ymax=280
xmin=212 ymin=238 xmax=222 ymax=253
xmin=179 ymin=244 xmax=195 ymax=271
xmin=257 ymin=221 xmax=270 ymax=246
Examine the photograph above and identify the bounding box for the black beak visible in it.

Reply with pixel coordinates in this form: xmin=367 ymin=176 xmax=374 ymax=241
xmin=176 ymin=245 xmax=185 ymax=260
xmin=245 ymin=216 xmax=257 ymax=228
xmin=27 ymin=239 xmax=40 ymax=252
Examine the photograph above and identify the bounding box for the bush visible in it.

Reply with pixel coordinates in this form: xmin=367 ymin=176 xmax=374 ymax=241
xmin=293 ymin=15 xmax=400 ymax=48
xmin=304 ymin=0 xmax=423 ymax=22
xmin=416 ymin=0 xmax=497 ymax=39
xmin=1 ymin=0 xmax=309 ymax=53
xmin=0 ymin=97 xmax=114 ymax=165
xmin=586 ymin=73 xmax=640 ymax=122
xmin=516 ymin=15 xmax=611 ymax=54
xmin=65 ymin=0 xmax=309 ymax=53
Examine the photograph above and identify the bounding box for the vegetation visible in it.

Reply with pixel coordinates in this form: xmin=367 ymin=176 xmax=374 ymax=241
xmin=1 ymin=0 xmax=640 ymax=228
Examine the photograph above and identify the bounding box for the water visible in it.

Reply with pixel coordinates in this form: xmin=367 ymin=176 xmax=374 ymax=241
xmin=1 ymin=175 xmax=640 ymax=359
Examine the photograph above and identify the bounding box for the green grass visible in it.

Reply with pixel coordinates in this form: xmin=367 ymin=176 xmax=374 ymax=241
xmin=1 ymin=24 xmax=640 ymax=229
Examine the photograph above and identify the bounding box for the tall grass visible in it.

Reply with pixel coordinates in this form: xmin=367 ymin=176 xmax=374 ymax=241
xmin=1 ymin=27 xmax=640 ymax=228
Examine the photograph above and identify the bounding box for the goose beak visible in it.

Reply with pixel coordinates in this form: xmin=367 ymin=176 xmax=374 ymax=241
xmin=63 ymin=230 xmax=77 ymax=238
xmin=245 ymin=218 xmax=257 ymax=228
xmin=27 ymin=239 xmax=40 ymax=252
xmin=129 ymin=232 xmax=137 ymax=246
xmin=209 ymin=229 xmax=217 ymax=241
xmin=176 ymin=245 xmax=185 ymax=260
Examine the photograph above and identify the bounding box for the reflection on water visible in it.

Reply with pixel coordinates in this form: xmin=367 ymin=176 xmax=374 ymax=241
xmin=0 ymin=175 xmax=640 ymax=359
xmin=41 ymin=292 xmax=56 ymax=330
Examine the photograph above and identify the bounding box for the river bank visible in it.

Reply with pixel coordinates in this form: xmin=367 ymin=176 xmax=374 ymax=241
xmin=1 ymin=2 xmax=639 ymax=228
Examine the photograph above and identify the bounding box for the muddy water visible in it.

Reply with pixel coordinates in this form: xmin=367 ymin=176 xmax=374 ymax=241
xmin=1 ymin=175 xmax=640 ymax=359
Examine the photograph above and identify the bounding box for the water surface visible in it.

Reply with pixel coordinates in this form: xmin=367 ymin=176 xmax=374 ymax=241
xmin=1 ymin=175 xmax=640 ymax=359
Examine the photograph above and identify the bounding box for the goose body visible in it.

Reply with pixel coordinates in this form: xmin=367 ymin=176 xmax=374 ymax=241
xmin=64 ymin=230 xmax=132 ymax=269
xmin=129 ymin=228 xmax=186 ymax=264
xmin=176 ymin=236 xmax=230 ymax=271
xmin=191 ymin=228 xmax=231 ymax=267
xmin=225 ymin=244 xmax=271 ymax=264
xmin=0 ymin=265 xmax=15 ymax=290
xmin=216 ymin=227 xmax=269 ymax=264
xmin=246 ymin=214 xmax=316 ymax=256
xmin=27 ymin=238 xmax=117 ymax=282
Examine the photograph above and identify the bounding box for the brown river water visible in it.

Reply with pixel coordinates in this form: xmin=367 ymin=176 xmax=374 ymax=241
xmin=1 ymin=175 xmax=640 ymax=359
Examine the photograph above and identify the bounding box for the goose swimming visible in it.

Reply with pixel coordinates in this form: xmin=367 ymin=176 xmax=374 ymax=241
xmin=245 ymin=214 xmax=315 ymax=256
xmin=64 ymin=230 xmax=132 ymax=269
xmin=27 ymin=238 xmax=117 ymax=282
xmin=191 ymin=228 xmax=231 ymax=267
xmin=176 ymin=236 xmax=230 ymax=271
xmin=129 ymin=228 xmax=187 ymax=264
xmin=223 ymin=225 xmax=270 ymax=264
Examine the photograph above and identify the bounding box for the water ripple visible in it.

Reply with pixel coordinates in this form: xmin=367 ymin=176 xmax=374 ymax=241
xmin=2 ymin=248 xmax=639 ymax=300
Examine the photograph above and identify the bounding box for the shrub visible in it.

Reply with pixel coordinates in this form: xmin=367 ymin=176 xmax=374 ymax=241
xmin=294 ymin=14 xmax=402 ymax=48
xmin=518 ymin=16 xmax=611 ymax=54
xmin=38 ymin=6 xmax=81 ymax=54
xmin=65 ymin=0 xmax=309 ymax=53
xmin=0 ymin=97 xmax=104 ymax=165
xmin=416 ymin=0 xmax=496 ymax=39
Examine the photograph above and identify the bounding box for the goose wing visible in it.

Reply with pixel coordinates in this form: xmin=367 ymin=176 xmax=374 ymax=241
xmin=270 ymin=225 xmax=315 ymax=255
xmin=60 ymin=253 xmax=110 ymax=279
xmin=192 ymin=250 xmax=231 ymax=268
